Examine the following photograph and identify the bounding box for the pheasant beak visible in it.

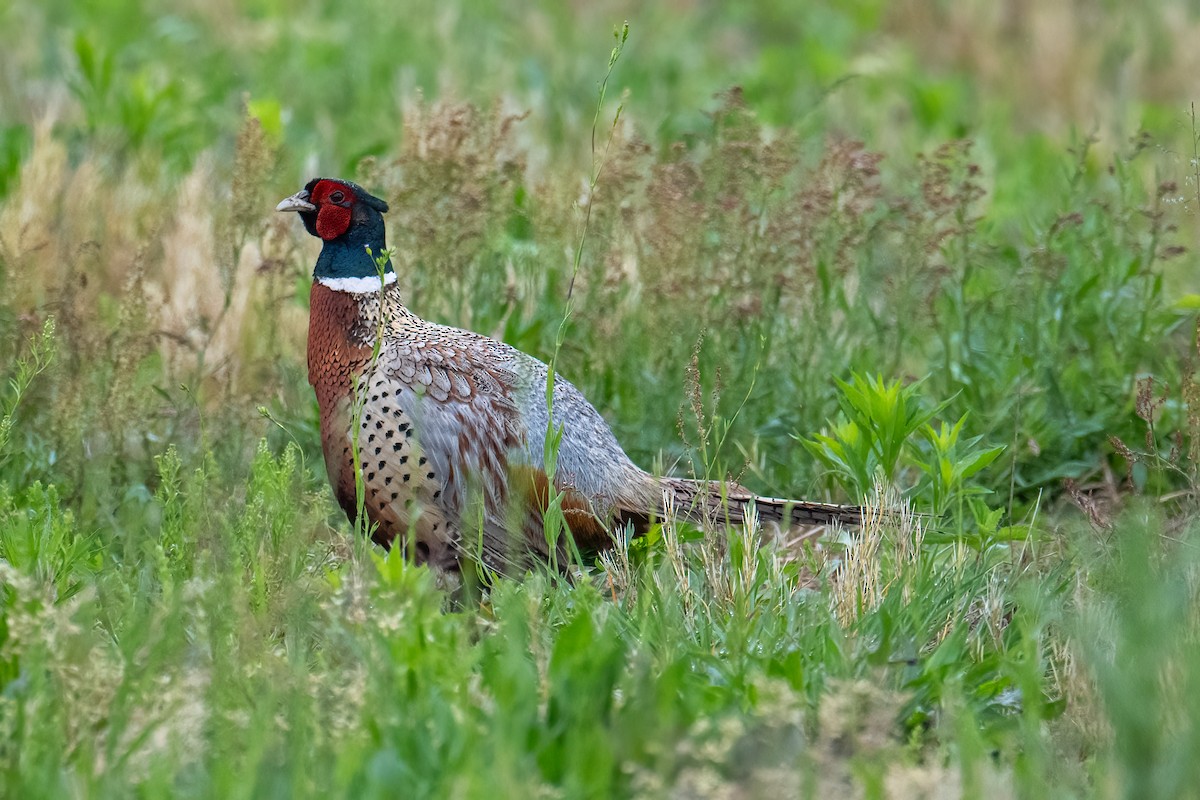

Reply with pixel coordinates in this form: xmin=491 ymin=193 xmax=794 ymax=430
xmin=275 ymin=190 xmax=317 ymax=213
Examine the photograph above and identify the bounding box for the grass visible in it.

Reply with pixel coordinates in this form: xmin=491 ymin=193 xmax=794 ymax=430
xmin=3 ymin=1 xmax=1200 ymax=797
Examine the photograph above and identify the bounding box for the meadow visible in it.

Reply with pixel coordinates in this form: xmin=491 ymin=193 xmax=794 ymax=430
xmin=2 ymin=0 xmax=1200 ymax=797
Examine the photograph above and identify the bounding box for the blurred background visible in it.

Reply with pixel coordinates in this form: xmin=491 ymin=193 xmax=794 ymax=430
xmin=2 ymin=0 xmax=1198 ymax=530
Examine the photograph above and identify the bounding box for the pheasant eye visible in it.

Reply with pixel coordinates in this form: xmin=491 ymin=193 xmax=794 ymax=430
xmin=330 ymin=191 xmax=345 ymax=204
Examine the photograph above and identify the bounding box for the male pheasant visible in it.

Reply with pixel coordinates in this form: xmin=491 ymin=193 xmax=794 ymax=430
xmin=278 ymin=177 xmax=862 ymax=576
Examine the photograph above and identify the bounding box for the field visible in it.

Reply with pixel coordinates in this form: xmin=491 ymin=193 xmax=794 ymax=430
xmin=3 ymin=0 xmax=1200 ymax=797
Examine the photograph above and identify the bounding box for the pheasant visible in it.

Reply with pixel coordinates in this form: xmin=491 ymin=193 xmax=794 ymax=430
xmin=277 ymin=177 xmax=863 ymax=576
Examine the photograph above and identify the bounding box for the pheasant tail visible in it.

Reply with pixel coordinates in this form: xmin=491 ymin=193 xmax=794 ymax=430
xmin=657 ymin=477 xmax=863 ymax=531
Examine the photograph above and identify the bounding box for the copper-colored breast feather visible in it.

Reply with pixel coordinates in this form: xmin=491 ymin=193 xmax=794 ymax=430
xmin=307 ymin=284 xmax=375 ymax=526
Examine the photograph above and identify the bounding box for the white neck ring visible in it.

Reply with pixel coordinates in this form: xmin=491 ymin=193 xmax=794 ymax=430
xmin=316 ymin=272 xmax=397 ymax=293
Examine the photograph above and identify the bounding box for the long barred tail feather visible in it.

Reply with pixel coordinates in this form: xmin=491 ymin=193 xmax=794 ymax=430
xmin=658 ymin=477 xmax=865 ymax=530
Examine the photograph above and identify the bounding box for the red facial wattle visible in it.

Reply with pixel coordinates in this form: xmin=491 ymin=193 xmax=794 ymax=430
xmin=309 ymin=180 xmax=354 ymax=240
xmin=316 ymin=204 xmax=351 ymax=240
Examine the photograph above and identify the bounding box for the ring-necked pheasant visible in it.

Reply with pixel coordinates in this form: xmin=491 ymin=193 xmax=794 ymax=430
xmin=277 ymin=177 xmax=862 ymax=576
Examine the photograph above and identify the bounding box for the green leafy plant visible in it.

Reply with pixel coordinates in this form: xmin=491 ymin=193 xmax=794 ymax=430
xmin=799 ymin=374 xmax=952 ymax=500
xmin=913 ymin=413 xmax=1006 ymax=517
xmin=800 ymin=373 xmax=1005 ymax=522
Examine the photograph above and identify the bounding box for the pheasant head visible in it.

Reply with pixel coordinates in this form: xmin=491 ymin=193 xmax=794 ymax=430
xmin=276 ymin=178 xmax=393 ymax=290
